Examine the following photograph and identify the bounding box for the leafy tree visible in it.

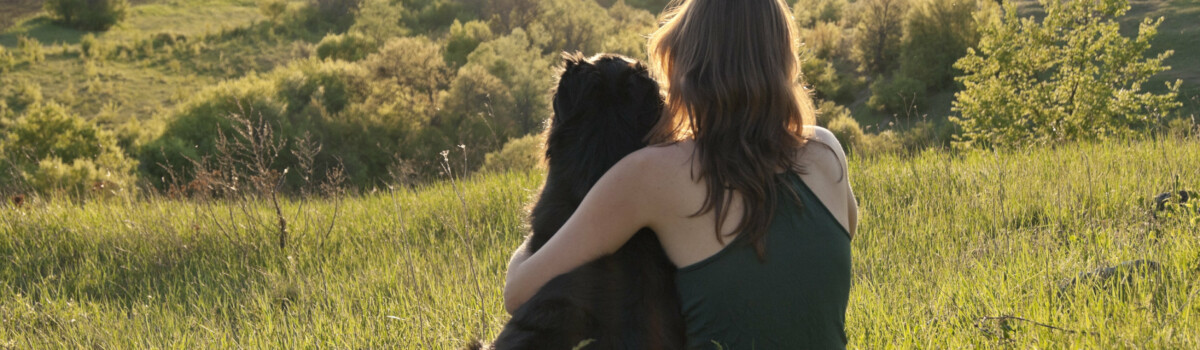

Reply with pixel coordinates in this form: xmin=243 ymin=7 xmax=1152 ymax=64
xmin=444 ymin=20 xmax=494 ymax=67
xmin=952 ymin=0 xmax=1181 ymax=149
xmin=350 ymin=0 xmax=411 ymax=40
xmin=2 ymin=103 xmax=136 ymax=194
xmin=316 ymin=32 xmax=379 ymax=62
xmin=44 ymin=0 xmax=128 ymax=31
xmin=897 ymin=0 xmax=996 ymax=91
xmin=851 ymin=0 xmax=907 ymax=75
xmin=602 ymin=1 xmax=657 ymax=59
xmin=793 ymin=0 xmax=847 ymax=28
xmin=482 ymin=133 xmax=544 ymax=173
xmin=868 ymin=73 xmax=925 ymax=114
xmin=464 ymin=29 xmax=554 ymax=135
xmin=529 ymin=0 xmax=614 ymax=54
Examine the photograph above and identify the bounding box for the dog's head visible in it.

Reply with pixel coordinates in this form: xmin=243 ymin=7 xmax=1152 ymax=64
xmin=546 ymin=53 xmax=663 ymax=197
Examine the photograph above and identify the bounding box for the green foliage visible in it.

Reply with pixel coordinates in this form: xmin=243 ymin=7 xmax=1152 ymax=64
xmin=17 ymin=36 xmax=44 ymax=63
xmin=1 ymin=79 xmax=43 ymax=116
xmin=315 ymin=32 xmax=378 ymax=62
xmin=952 ymin=0 xmax=1181 ymax=149
xmin=529 ymin=0 xmax=615 ymax=54
xmin=793 ymin=0 xmax=847 ymax=28
xmin=802 ymin=20 xmax=845 ymax=61
xmin=815 ymin=99 xmax=851 ymax=127
xmin=464 ymin=29 xmax=554 ymax=135
xmin=482 ymin=133 xmax=544 ymax=173
xmin=601 ymin=1 xmax=658 ymax=59
xmin=79 ymin=33 xmax=110 ymax=60
xmin=305 ymin=0 xmax=362 ymax=29
xmin=851 ymin=0 xmax=907 ymax=75
xmin=349 ymin=0 xmax=410 ymax=40
xmin=868 ymin=73 xmax=926 ymax=115
xmin=0 ymin=46 xmax=14 ymax=73
xmin=826 ymin=114 xmax=864 ymax=154
xmin=259 ymin=0 xmax=288 ymax=22
xmin=43 ymin=0 xmax=129 ymax=31
xmin=444 ymin=20 xmax=494 ymax=67
xmin=1 ymin=102 xmax=137 ymax=195
xmin=802 ymin=56 xmax=855 ymax=104
xmin=897 ymin=0 xmax=995 ymax=91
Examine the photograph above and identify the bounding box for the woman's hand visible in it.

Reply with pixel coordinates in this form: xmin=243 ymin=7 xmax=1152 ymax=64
xmin=503 ymin=150 xmax=663 ymax=314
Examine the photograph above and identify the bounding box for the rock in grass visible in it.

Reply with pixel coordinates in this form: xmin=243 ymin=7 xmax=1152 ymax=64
xmin=1057 ymin=259 xmax=1161 ymax=292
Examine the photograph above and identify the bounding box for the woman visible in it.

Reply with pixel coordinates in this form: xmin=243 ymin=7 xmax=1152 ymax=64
xmin=504 ymin=0 xmax=858 ymax=347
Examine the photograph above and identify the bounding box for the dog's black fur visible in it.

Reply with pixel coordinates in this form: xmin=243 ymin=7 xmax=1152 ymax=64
xmin=491 ymin=53 xmax=684 ymax=349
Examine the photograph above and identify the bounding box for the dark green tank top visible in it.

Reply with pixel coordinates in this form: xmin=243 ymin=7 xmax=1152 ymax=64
xmin=675 ymin=171 xmax=852 ymax=349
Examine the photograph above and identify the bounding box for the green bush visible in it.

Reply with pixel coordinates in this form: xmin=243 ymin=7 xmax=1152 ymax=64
xmin=802 ymin=56 xmax=855 ymax=104
xmin=0 ymin=46 xmax=14 ymax=73
xmin=602 ymin=2 xmax=658 ymax=59
xmin=793 ymin=0 xmax=848 ymax=28
xmin=17 ymin=36 xmax=44 ymax=63
xmin=868 ymin=73 xmax=927 ymax=115
xmin=482 ymin=133 xmax=544 ymax=173
xmin=952 ymin=0 xmax=1180 ymax=149
xmin=464 ymin=29 xmax=554 ymax=135
xmin=898 ymin=0 xmax=995 ymax=91
xmin=2 ymin=79 xmax=43 ymax=116
xmin=529 ymin=0 xmax=615 ymax=54
xmin=826 ymin=114 xmax=864 ymax=154
xmin=858 ymin=130 xmax=903 ymax=156
xmin=79 ymin=33 xmax=110 ymax=60
xmin=1167 ymin=117 xmax=1197 ymax=138
xmin=815 ymin=100 xmax=851 ymax=127
xmin=315 ymin=32 xmax=378 ymax=62
xmin=444 ymin=20 xmax=494 ymax=67
xmin=2 ymin=103 xmax=136 ymax=195
xmin=44 ymin=0 xmax=129 ymax=31
xmin=438 ymin=64 xmax=519 ymax=162
xmin=260 ymin=0 xmax=288 ymax=22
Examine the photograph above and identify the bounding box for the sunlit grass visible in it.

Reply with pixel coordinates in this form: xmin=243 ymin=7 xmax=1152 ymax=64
xmin=2 ymin=137 xmax=1198 ymax=348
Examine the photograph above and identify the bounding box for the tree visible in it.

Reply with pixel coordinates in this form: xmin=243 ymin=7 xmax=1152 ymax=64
xmin=44 ymin=0 xmax=128 ymax=31
xmin=851 ymin=0 xmax=907 ymax=76
xmin=951 ymin=0 xmax=1181 ymax=149
xmin=897 ymin=0 xmax=996 ymax=91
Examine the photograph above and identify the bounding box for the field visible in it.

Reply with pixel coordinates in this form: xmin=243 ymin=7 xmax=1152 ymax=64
xmin=3 ymin=136 xmax=1198 ymax=348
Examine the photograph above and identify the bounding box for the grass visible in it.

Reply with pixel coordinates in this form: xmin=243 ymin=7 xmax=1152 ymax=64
xmin=2 ymin=137 xmax=1199 ymax=348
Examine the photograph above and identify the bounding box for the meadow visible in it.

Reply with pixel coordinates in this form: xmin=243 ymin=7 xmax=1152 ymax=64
xmin=2 ymin=136 xmax=1198 ymax=348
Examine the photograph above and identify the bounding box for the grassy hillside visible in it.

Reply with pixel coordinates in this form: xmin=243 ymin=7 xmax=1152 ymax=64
xmin=2 ymin=137 xmax=1198 ymax=348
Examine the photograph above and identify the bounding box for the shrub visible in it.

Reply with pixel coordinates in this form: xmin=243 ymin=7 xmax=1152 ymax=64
xmin=868 ymin=73 xmax=926 ymax=115
xmin=439 ymin=64 xmax=519 ymax=158
xmin=350 ymin=0 xmax=410 ymax=40
xmin=858 ymin=130 xmax=903 ymax=156
xmin=315 ymin=32 xmax=378 ymax=62
xmin=952 ymin=0 xmax=1181 ymax=149
xmin=826 ymin=114 xmax=864 ymax=154
xmin=79 ymin=33 xmax=110 ymax=60
xmin=803 ymin=21 xmax=845 ymax=61
xmin=802 ymin=56 xmax=855 ymax=104
xmin=1 ymin=103 xmax=136 ymax=195
xmin=482 ymin=133 xmax=544 ymax=173
xmin=0 ymin=46 xmax=14 ymax=72
xmin=529 ymin=0 xmax=615 ymax=54
xmin=602 ymin=1 xmax=658 ymax=59
xmin=44 ymin=0 xmax=129 ymax=31
xmin=17 ymin=36 xmax=44 ymax=63
xmin=444 ymin=20 xmax=494 ymax=67
xmin=260 ymin=0 xmax=288 ymax=22
xmin=465 ymin=29 xmax=554 ymax=134
xmin=793 ymin=0 xmax=848 ymax=28
xmin=815 ymin=100 xmax=851 ymax=127
xmin=2 ymin=79 xmax=43 ymax=116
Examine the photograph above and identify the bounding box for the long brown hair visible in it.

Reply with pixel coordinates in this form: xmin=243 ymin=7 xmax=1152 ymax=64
xmin=647 ymin=0 xmax=817 ymax=256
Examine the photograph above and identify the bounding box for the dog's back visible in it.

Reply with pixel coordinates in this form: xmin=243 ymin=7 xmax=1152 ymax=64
xmin=491 ymin=53 xmax=684 ymax=349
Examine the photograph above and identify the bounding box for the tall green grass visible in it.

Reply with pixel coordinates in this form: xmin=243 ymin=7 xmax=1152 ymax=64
xmin=2 ymin=137 xmax=1198 ymax=348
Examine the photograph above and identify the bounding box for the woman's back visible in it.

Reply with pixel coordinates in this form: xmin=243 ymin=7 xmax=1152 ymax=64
xmin=675 ymin=170 xmax=851 ymax=349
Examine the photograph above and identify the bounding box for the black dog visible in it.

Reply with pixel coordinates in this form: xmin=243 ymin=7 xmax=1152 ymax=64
xmin=490 ymin=53 xmax=684 ymax=349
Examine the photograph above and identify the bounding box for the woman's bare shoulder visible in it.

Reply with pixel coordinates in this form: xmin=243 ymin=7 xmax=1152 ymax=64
xmin=798 ymin=126 xmax=849 ymax=182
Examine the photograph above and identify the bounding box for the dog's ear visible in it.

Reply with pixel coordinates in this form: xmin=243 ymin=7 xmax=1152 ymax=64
xmin=561 ymin=51 xmax=587 ymax=72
